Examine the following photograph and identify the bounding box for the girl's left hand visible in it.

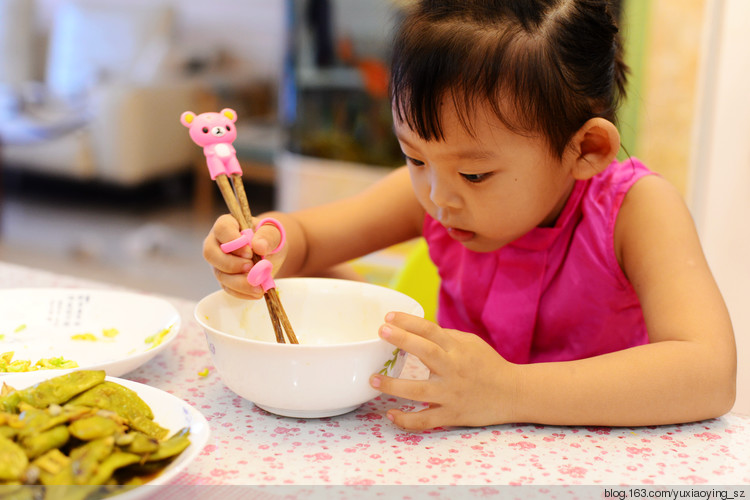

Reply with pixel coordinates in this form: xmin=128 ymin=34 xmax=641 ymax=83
xmin=369 ymin=312 xmax=518 ymax=431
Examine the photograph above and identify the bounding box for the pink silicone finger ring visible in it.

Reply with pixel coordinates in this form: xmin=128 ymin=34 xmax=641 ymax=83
xmin=219 ymin=218 xmax=286 ymax=255
xmin=255 ymin=217 xmax=286 ymax=255
xmin=220 ymin=228 xmax=254 ymax=254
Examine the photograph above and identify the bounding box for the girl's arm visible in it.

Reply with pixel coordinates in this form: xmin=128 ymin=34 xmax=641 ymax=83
xmin=270 ymin=166 xmax=423 ymax=278
xmin=373 ymin=174 xmax=736 ymax=429
xmin=204 ymin=166 xmax=424 ymax=298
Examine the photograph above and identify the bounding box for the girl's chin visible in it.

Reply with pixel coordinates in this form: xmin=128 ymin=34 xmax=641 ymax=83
xmin=456 ymin=234 xmax=512 ymax=253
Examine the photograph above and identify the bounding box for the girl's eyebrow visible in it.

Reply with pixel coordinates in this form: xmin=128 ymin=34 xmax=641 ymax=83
xmin=396 ymin=132 xmax=497 ymax=161
xmin=449 ymin=149 xmax=497 ymax=161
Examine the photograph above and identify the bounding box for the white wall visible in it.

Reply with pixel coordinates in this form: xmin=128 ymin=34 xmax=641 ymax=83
xmin=33 ymin=0 xmax=287 ymax=80
xmin=689 ymin=0 xmax=750 ymax=415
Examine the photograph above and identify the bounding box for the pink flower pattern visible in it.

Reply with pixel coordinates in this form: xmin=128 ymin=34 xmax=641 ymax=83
xmin=2 ymin=262 xmax=749 ymax=486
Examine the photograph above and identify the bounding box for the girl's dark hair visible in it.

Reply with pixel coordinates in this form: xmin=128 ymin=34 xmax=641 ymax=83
xmin=390 ymin=0 xmax=629 ymax=158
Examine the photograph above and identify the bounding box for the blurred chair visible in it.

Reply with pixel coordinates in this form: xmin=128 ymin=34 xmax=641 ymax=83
xmin=0 ymin=0 xmax=199 ymax=185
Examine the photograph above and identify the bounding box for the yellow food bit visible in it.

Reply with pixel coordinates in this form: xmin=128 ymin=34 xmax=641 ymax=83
xmin=14 ymin=324 xmax=26 ymax=333
xmin=7 ymin=360 xmax=31 ymax=372
xmin=71 ymin=329 xmax=118 ymax=342
xmin=0 ymin=351 xmax=78 ymax=373
xmin=35 ymin=357 xmax=79 ymax=370
xmin=144 ymin=325 xmax=173 ymax=350
xmin=198 ymin=368 xmax=209 ymax=377
xmin=71 ymin=333 xmax=98 ymax=341
xmin=102 ymin=328 xmax=119 ymax=338
xmin=0 ymin=334 xmax=5 ymax=341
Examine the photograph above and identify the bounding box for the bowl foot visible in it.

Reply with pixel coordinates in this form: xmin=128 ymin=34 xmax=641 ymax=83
xmin=255 ymin=403 xmax=361 ymax=418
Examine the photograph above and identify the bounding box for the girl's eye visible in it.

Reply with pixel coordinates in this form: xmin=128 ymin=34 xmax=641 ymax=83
xmin=403 ymin=154 xmax=425 ymax=167
xmin=461 ymin=172 xmax=491 ymax=183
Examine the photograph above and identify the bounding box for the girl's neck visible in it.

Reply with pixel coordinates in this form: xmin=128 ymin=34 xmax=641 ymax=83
xmin=539 ymin=178 xmax=577 ymax=228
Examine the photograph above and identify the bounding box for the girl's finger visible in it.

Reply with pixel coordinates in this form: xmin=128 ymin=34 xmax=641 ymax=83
xmin=252 ymin=222 xmax=283 ymax=257
xmin=386 ymin=312 xmax=458 ymax=351
xmin=378 ymin=322 xmax=449 ymax=374
xmin=370 ymin=375 xmax=441 ymax=405
xmin=213 ymin=215 xmax=253 ymax=258
xmin=386 ymin=406 xmax=448 ymax=432
xmin=212 ymin=268 xmax=265 ymax=300
xmin=203 ymin=234 xmax=252 ymax=274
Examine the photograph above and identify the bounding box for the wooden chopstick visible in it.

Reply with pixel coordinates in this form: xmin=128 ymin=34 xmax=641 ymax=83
xmin=215 ymin=174 xmax=299 ymax=344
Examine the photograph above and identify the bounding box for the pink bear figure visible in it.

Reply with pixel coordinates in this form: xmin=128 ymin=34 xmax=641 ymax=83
xmin=180 ymin=108 xmax=242 ymax=180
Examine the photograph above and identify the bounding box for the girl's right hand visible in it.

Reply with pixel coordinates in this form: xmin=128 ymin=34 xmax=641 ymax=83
xmin=202 ymin=214 xmax=289 ymax=300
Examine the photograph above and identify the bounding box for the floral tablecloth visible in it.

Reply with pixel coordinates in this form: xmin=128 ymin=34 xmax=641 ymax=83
xmin=1 ymin=261 xmax=748 ymax=493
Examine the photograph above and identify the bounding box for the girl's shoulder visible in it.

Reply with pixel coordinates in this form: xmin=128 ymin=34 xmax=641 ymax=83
xmin=589 ymin=157 xmax=655 ymax=201
xmin=608 ymin=158 xmax=693 ymax=275
xmin=582 ymin=157 xmax=657 ymax=232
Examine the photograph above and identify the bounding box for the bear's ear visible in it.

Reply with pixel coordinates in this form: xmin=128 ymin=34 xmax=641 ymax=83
xmin=180 ymin=111 xmax=196 ymax=127
xmin=221 ymin=108 xmax=238 ymax=123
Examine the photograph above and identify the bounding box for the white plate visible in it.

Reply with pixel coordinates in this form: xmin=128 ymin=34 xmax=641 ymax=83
xmin=0 ymin=288 xmax=181 ymax=377
xmin=2 ymin=370 xmax=210 ymax=495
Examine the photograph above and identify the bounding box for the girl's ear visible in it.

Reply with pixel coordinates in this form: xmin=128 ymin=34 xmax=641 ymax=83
xmin=565 ymin=117 xmax=620 ymax=180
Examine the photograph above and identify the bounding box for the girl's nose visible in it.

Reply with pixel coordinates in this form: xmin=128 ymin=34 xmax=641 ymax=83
xmin=429 ymin=174 xmax=461 ymax=209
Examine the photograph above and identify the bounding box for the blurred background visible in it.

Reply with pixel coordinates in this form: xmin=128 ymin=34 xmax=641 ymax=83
xmin=0 ymin=0 xmax=747 ymax=414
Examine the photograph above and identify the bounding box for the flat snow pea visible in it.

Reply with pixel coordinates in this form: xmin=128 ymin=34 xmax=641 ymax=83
xmin=68 ymin=382 xmax=167 ymax=440
xmin=0 ymin=432 xmax=28 ymax=481
xmin=0 ymin=371 xmax=106 ymax=412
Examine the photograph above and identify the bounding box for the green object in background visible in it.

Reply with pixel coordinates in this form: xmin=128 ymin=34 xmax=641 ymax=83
xmin=618 ymin=0 xmax=652 ymax=160
xmin=390 ymin=238 xmax=440 ymax=323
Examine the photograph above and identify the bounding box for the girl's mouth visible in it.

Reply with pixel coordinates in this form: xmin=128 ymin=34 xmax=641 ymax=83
xmin=446 ymin=227 xmax=475 ymax=242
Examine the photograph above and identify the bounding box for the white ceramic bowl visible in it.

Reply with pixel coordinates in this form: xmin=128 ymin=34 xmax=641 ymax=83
xmin=194 ymin=278 xmax=424 ymax=418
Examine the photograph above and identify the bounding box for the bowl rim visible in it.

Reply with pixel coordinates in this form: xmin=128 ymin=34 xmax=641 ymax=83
xmin=193 ymin=277 xmax=424 ymax=349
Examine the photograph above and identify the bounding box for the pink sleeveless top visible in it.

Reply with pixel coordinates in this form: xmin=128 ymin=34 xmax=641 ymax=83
xmin=423 ymin=158 xmax=653 ymax=364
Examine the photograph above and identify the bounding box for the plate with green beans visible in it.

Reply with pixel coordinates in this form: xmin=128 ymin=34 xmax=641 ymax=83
xmin=0 ymin=289 xmax=180 ymax=376
xmin=0 ymin=369 xmax=209 ymax=496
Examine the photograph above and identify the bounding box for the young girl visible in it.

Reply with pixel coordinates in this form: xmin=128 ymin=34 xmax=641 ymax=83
xmin=203 ymin=0 xmax=736 ymax=430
